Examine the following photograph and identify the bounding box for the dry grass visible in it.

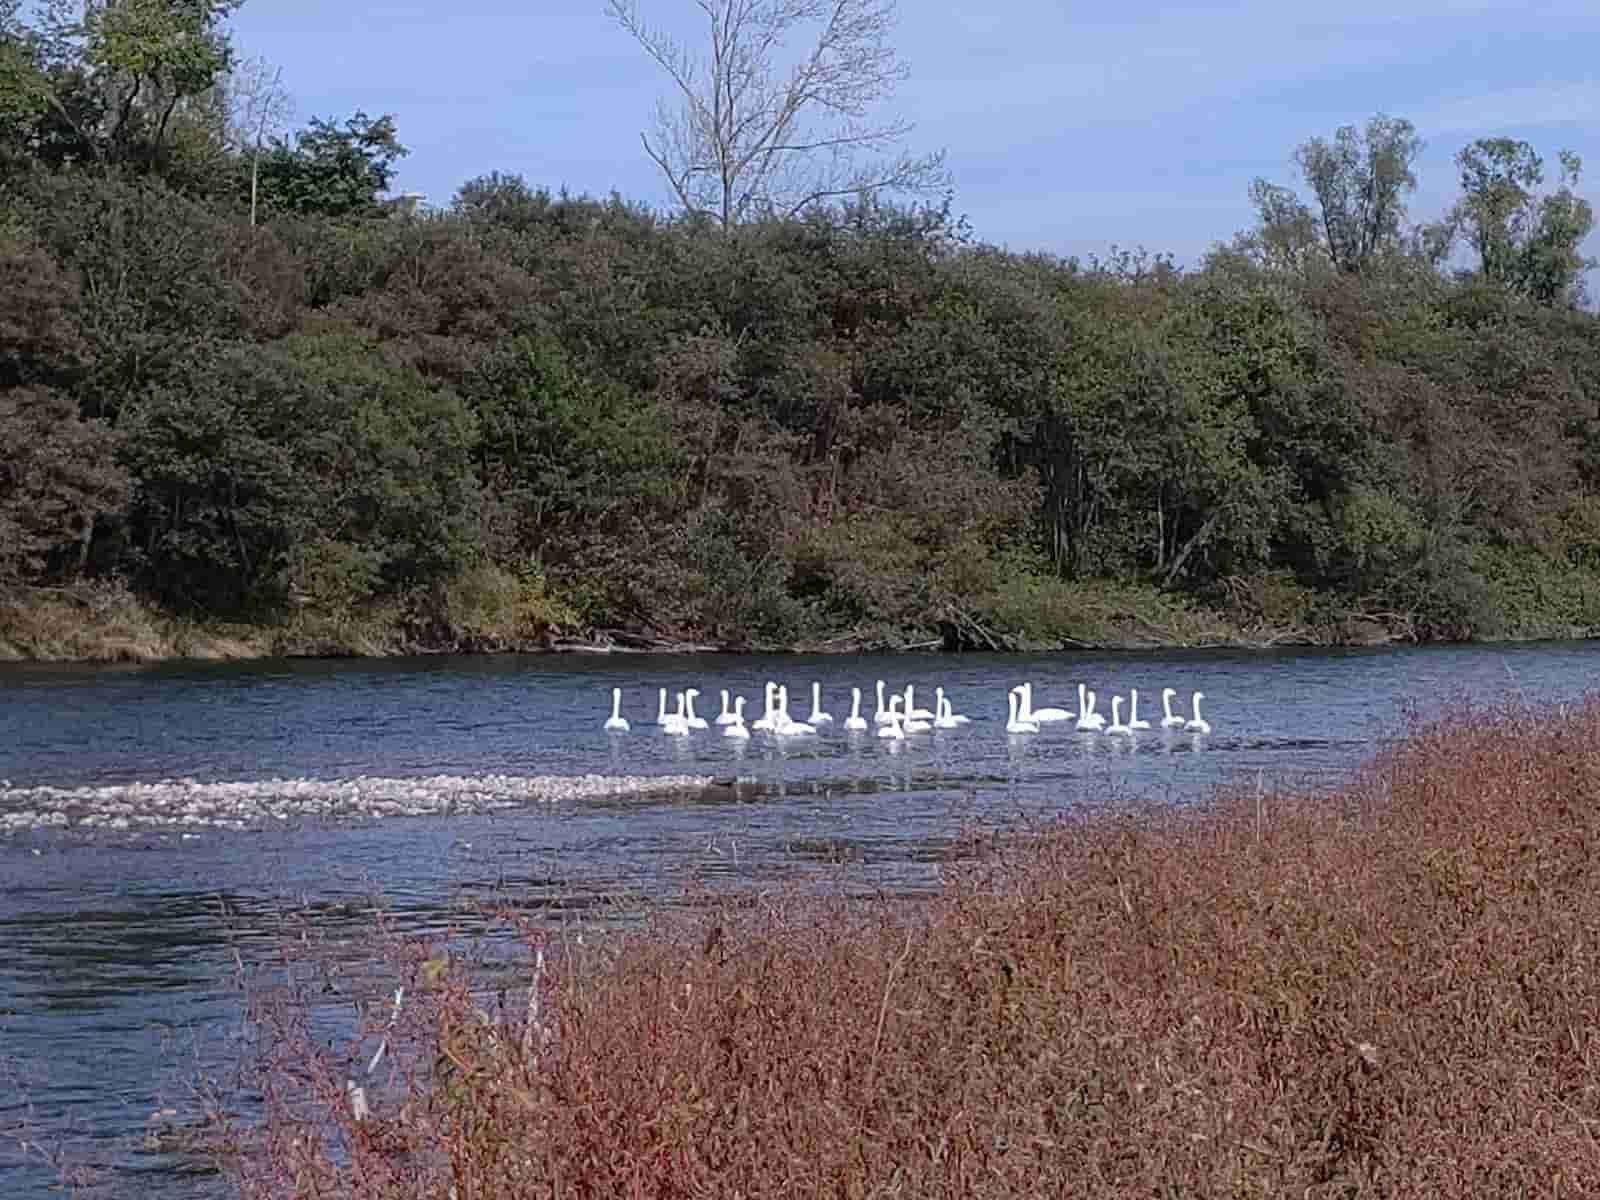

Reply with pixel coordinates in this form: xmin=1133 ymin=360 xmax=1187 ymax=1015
xmin=236 ymin=700 xmax=1600 ymax=1196
xmin=0 ymin=580 xmax=241 ymax=662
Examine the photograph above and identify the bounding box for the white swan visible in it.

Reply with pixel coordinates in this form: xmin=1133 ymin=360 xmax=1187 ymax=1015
xmin=661 ymin=691 xmax=690 ymax=736
xmin=806 ymin=681 xmax=833 ymax=725
xmin=654 ymin=687 xmax=670 ymax=725
xmin=843 ymin=687 xmax=868 ymax=731
xmin=683 ymin=688 xmax=709 ymax=730
xmin=933 ymin=687 xmax=969 ymax=728
xmin=1185 ymin=690 xmax=1211 ymax=734
xmin=722 ymin=695 xmax=750 ymax=739
xmin=713 ymin=688 xmax=740 ymax=726
xmin=877 ymin=697 xmax=905 ymax=740
xmin=904 ymin=685 xmax=935 ymax=721
xmin=751 ymin=682 xmax=779 ymax=732
xmin=775 ymin=685 xmax=816 ymax=736
xmin=1106 ymin=695 xmax=1133 ymax=736
xmin=1160 ymin=687 xmax=1185 ymax=729
xmin=1075 ymin=683 xmax=1105 ymax=731
xmin=1006 ymin=688 xmax=1039 ymax=735
xmin=1128 ymin=688 xmax=1151 ymax=731
xmin=1010 ymin=684 xmax=1030 ymax=722
xmin=1025 ymin=682 xmax=1072 ymax=723
xmin=603 ymin=686 xmax=629 ymax=732
xmin=901 ymin=685 xmax=931 ymax=733
xmin=873 ymin=679 xmax=894 ymax=725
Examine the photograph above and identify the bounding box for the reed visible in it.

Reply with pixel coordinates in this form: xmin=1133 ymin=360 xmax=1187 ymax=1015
xmin=232 ymin=698 xmax=1600 ymax=1198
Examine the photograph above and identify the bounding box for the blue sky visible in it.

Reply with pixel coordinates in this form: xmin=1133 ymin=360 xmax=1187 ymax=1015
xmin=229 ymin=0 xmax=1599 ymax=271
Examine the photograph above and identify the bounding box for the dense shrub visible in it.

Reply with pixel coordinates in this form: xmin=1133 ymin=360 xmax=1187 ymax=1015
xmin=237 ymin=701 xmax=1600 ymax=1197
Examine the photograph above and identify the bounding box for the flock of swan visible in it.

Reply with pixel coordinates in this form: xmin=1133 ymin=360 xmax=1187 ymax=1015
xmin=602 ymin=679 xmax=1212 ymax=739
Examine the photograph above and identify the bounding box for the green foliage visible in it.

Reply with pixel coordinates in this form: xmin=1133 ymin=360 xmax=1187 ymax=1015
xmin=118 ymin=335 xmax=480 ymax=613
xmin=255 ymin=110 xmax=407 ymax=218
xmin=3 ymin=86 xmax=1600 ymax=650
xmin=1452 ymin=139 xmax=1597 ymax=306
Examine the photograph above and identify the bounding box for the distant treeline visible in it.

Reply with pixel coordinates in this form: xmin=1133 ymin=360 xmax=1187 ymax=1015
xmin=2 ymin=7 xmax=1599 ymax=652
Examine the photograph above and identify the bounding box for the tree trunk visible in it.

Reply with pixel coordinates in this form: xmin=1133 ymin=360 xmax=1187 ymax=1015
xmin=1163 ymin=509 xmax=1222 ymax=586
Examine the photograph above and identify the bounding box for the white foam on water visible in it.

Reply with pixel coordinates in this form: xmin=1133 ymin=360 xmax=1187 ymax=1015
xmin=0 ymin=772 xmax=715 ymax=835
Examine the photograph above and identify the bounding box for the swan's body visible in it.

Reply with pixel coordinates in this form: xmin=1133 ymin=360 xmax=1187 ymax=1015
xmin=775 ymin=685 xmax=816 ymax=736
xmin=806 ymin=681 xmax=833 ymax=725
xmin=713 ymin=688 xmax=740 ymax=726
xmin=843 ymin=687 xmax=868 ymax=731
xmin=873 ymin=679 xmax=894 ymax=725
xmin=722 ymin=696 xmax=750 ymax=739
xmin=1026 ymin=682 xmax=1072 ymax=723
xmin=1106 ymin=695 xmax=1133 ymax=736
xmin=654 ymin=687 xmax=670 ymax=725
xmin=751 ymin=682 xmax=779 ymax=732
xmin=603 ymin=687 xmax=629 ymax=732
xmin=905 ymin=685 xmax=935 ymax=721
xmin=1160 ymin=687 xmax=1185 ymax=729
xmin=933 ymin=687 xmax=969 ymax=728
xmin=877 ymin=698 xmax=905 ymax=740
xmin=1128 ymin=688 xmax=1151 ymax=730
xmin=901 ymin=685 xmax=932 ymax=733
xmin=1185 ymin=690 xmax=1211 ymax=734
xmin=661 ymin=692 xmax=690 ymax=736
xmin=1006 ymin=688 xmax=1040 ymax=735
xmin=1075 ymin=683 xmax=1105 ymax=731
xmin=684 ymin=688 xmax=709 ymax=730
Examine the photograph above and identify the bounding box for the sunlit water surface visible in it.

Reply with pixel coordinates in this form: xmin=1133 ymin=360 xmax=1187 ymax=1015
xmin=2 ymin=642 xmax=1594 ymax=1196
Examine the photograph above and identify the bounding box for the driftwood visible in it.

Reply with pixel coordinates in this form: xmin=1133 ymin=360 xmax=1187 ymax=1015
xmin=938 ymin=609 xmax=1015 ymax=653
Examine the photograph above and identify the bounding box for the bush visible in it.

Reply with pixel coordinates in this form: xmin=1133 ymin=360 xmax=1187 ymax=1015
xmin=234 ymin=701 xmax=1600 ymax=1197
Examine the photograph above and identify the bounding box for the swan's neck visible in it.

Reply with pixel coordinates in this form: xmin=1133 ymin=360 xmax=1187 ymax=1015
xmin=1112 ymin=696 xmax=1122 ymax=724
xmin=658 ymin=688 xmax=667 ymax=719
xmin=612 ymin=690 xmax=622 ymax=720
xmin=1163 ymin=692 xmax=1174 ymax=720
xmin=1192 ymin=693 xmax=1204 ymax=721
xmin=850 ymin=689 xmax=861 ymax=718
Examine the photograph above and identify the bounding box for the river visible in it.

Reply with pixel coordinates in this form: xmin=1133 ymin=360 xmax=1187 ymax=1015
xmin=1 ymin=642 xmax=1594 ymax=1197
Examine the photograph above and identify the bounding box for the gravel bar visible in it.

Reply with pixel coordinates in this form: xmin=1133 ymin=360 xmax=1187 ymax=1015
xmin=0 ymin=772 xmax=716 ymax=836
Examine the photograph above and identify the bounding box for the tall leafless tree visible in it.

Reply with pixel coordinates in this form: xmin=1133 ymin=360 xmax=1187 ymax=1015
xmin=224 ymin=53 xmax=293 ymax=226
xmin=604 ymin=0 xmax=946 ymax=230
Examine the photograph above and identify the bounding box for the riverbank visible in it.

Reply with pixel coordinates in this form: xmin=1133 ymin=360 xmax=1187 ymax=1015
xmin=4 ymin=574 xmax=1574 ymax=666
xmin=231 ymin=701 xmax=1600 ymax=1196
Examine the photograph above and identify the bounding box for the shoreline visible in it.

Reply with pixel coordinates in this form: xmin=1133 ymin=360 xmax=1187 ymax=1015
xmin=3 ymin=581 xmax=1592 ymax=668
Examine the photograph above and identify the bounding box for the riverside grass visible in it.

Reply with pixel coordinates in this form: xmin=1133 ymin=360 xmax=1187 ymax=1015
xmin=234 ymin=701 xmax=1600 ymax=1198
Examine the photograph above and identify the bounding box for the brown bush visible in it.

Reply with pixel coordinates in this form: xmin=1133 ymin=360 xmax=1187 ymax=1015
xmin=236 ymin=700 xmax=1600 ymax=1198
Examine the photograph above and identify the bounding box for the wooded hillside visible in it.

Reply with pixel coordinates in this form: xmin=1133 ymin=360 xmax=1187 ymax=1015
xmin=3 ymin=4 xmax=1598 ymax=656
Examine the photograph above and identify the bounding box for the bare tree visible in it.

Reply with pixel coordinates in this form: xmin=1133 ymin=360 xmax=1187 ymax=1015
xmin=224 ymin=53 xmax=293 ymax=226
xmin=604 ymin=0 xmax=946 ymax=230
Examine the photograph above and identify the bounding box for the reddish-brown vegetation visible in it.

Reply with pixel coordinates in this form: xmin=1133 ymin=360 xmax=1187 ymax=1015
xmin=238 ymin=701 xmax=1600 ymax=1197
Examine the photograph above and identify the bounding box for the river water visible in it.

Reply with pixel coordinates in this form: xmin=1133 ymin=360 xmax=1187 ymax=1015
xmin=1 ymin=642 xmax=1595 ymax=1196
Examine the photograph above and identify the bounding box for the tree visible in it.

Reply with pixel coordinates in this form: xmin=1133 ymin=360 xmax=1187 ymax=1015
xmin=1452 ymin=138 xmax=1595 ymax=307
xmin=0 ymin=0 xmax=239 ymax=170
xmin=254 ymin=110 xmax=407 ymax=219
xmin=1228 ymin=179 xmax=1323 ymax=273
xmin=223 ymin=52 xmax=293 ymax=225
xmin=604 ymin=0 xmax=946 ymax=230
xmin=1293 ymin=114 xmax=1422 ymax=273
